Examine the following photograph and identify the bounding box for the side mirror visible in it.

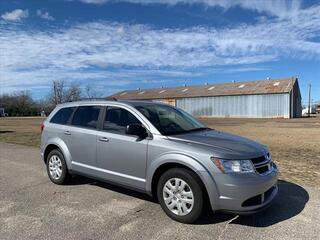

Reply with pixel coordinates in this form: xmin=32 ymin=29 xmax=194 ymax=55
xmin=126 ymin=124 xmax=148 ymax=140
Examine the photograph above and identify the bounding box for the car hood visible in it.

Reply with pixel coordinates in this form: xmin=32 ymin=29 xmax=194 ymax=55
xmin=167 ymin=129 xmax=267 ymax=159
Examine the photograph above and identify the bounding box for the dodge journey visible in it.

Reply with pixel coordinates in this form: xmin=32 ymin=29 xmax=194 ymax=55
xmin=40 ymin=100 xmax=278 ymax=223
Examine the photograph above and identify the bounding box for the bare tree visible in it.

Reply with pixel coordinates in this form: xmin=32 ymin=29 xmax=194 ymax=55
xmin=64 ymin=84 xmax=82 ymax=102
xmin=85 ymin=85 xmax=101 ymax=99
xmin=48 ymin=80 xmax=82 ymax=105
xmin=52 ymin=80 xmax=65 ymax=105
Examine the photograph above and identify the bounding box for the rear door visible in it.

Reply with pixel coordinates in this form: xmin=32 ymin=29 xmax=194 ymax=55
xmin=44 ymin=106 xmax=76 ymax=154
xmin=96 ymin=106 xmax=148 ymax=190
xmin=66 ymin=105 xmax=102 ymax=171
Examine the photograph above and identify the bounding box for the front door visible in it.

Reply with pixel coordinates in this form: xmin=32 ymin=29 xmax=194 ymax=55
xmin=97 ymin=106 xmax=148 ymax=190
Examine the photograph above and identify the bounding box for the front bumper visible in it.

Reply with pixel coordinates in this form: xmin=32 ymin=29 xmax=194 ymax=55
xmin=218 ymin=185 xmax=278 ymax=215
xmin=210 ymin=166 xmax=278 ymax=213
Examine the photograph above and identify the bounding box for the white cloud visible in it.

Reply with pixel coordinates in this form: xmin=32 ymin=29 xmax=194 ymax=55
xmin=0 ymin=3 xmax=319 ymax=96
xmin=1 ymin=9 xmax=29 ymax=22
xmin=78 ymin=0 xmax=302 ymax=18
xmin=36 ymin=10 xmax=55 ymax=21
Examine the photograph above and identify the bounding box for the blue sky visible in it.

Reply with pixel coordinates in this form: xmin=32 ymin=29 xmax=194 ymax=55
xmin=0 ymin=0 xmax=319 ymax=104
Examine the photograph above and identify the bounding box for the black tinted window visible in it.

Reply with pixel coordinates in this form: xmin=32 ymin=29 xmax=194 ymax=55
xmin=71 ymin=106 xmax=100 ymax=129
xmin=50 ymin=107 xmax=75 ymax=125
xmin=103 ymin=107 xmax=141 ymax=134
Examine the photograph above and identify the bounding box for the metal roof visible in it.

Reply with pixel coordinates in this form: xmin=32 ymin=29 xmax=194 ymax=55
xmin=110 ymin=77 xmax=297 ymax=100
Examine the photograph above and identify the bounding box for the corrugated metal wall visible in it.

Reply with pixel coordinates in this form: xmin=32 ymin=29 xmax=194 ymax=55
xmin=176 ymin=93 xmax=290 ymax=118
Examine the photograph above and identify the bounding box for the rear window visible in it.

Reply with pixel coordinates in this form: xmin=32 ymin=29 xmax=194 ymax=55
xmin=50 ymin=107 xmax=75 ymax=125
xmin=71 ymin=106 xmax=100 ymax=129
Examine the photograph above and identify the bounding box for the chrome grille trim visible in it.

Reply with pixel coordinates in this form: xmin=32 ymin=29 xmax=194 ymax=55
xmin=251 ymin=155 xmax=273 ymax=175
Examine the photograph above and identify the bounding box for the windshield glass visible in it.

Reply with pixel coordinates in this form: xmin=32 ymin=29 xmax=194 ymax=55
xmin=134 ymin=104 xmax=207 ymax=135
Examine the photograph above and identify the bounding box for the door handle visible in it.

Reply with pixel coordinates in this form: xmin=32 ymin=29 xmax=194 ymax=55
xmin=99 ymin=137 xmax=109 ymax=142
xmin=64 ymin=130 xmax=71 ymax=135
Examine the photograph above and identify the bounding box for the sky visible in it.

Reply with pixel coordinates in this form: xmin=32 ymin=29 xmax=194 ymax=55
xmin=0 ymin=0 xmax=319 ymax=104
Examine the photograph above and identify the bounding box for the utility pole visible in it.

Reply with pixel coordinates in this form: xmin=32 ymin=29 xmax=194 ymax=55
xmin=308 ymin=83 xmax=311 ymax=117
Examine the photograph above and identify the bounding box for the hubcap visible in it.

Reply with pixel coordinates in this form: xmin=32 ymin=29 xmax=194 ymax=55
xmin=48 ymin=155 xmax=63 ymax=180
xmin=163 ymin=178 xmax=194 ymax=216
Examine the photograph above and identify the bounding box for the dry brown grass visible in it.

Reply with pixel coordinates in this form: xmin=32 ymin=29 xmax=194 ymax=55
xmin=0 ymin=116 xmax=319 ymax=186
xmin=0 ymin=117 xmax=45 ymax=147
xmin=200 ymin=117 xmax=320 ymax=187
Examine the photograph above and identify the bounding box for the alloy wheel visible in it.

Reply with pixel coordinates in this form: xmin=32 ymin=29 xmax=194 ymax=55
xmin=162 ymin=178 xmax=194 ymax=216
xmin=48 ymin=155 xmax=63 ymax=180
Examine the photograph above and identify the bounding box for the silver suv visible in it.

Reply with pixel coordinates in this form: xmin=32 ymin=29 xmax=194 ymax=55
xmin=40 ymin=100 xmax=278 ymax=223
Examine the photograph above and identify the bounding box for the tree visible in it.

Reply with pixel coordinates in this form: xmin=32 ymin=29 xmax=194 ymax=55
xmin=52 ymin=80 xmax=65 ymax=105
xmin=85 ymin=85 xmax=101 ymax=99
xmin=0 ymin=91 xmax=41 ymax=116
xmin=48 ymin=80 xmax=82 ymax=105
xmin=64 ymin=84 xmax=82 ymax=102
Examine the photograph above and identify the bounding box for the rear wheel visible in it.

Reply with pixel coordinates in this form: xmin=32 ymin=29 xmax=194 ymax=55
xmin=157 ymin=168 xmax=204 ymax=223
xmin=46 ymin=149 xmax=70 ymax=185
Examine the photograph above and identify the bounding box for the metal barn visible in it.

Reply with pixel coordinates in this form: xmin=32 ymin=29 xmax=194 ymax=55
xmin=110 ymin=77 xmax=302 ymax=118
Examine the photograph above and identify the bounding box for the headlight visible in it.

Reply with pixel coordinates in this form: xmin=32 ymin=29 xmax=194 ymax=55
xmin=212 ymin=158 xmax=255 ymax=173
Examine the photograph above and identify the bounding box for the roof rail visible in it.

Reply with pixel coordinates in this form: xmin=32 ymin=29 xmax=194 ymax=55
xmin=68 ymin=97 xmax=117 ymax=102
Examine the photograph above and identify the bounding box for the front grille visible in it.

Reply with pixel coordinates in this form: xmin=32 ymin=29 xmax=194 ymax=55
xmin=251 ymin=156 xmax=266 ymax=164
xmin=256 ymin=165 xmax=270 ymax=174
xmin=264 ymin=186 xmax=275 ymax=200
xmin=241 ymin=186 xmax=276 ymax=207
xmin=251 ymin=155 xmax=271 ymax=175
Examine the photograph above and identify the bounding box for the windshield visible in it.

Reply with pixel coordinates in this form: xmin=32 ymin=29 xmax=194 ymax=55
xmin=134 ymin=104 xmax=207 ymax=136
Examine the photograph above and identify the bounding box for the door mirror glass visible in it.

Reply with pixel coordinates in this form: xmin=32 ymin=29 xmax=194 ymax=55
xmin=126 ymin=124 xmax=147 ymax=138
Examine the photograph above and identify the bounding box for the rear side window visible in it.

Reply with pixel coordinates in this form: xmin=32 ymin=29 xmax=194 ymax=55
xmin=103 ymin=107 xmax=141 ymax=134
xmin=50 ymin=107 xmax=75 ymax=125
xmin=71 ymin=106 xmax=100 ymax=129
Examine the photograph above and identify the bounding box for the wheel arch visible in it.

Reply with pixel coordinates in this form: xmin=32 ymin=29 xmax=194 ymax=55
xmin=146 ymin=153 xmax=217 ymax=207
xmin=43 ymin=144 xmax=60 ymax=163
xmin=43 ymin=138 xmax=72 ymax=169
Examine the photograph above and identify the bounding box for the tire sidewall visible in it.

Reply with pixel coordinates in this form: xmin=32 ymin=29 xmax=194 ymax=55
xmin=46 ymin=149 xmax=68 ymax=185
xmin=157 ymin=168 xmax=204 ymax=223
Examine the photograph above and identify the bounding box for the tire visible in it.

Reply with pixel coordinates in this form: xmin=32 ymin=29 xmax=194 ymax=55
xmin=46 ymin=149 xmax=70 ymax=185
xmin=157 ymin=168 xmax=204 ymax=223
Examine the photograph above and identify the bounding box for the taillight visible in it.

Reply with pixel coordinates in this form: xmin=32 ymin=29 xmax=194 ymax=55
xmin=41 ymin=122 xmax=45 ymax=133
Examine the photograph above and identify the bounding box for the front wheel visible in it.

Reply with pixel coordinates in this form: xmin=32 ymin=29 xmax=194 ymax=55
xmin=157 ymin=168 xmax=204 ymax=223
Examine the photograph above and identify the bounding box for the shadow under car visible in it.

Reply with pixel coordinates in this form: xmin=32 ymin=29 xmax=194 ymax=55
xmin=67 ymin=176 xmax=309 ymax=226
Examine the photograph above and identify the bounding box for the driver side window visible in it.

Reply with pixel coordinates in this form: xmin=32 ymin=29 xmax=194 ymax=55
xmin=103 ymin=107 xmax=141 ymax=135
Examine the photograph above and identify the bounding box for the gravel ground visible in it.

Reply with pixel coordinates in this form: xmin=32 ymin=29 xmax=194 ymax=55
xmin=1 ymin=142 xmax=319 ymax=240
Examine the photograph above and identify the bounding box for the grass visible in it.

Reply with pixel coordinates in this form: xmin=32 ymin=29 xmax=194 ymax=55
xmin=200 ymin=117 xmax=320 ymax=187
xmin=1 ymin=116 xmax=319 ymax=186
xmin=0 ymin=117 xmax=45 ymax=147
